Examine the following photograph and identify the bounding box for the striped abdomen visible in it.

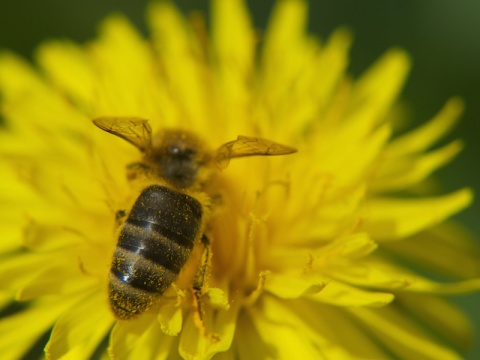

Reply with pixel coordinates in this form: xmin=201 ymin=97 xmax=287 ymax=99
xmin=109 ymin=184 xmax=202 ymax=320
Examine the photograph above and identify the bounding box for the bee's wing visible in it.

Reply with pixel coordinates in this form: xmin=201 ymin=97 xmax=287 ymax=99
xmin=92 ymin=117 xmax=152 ymax=152
xmin=215 ymin=135 xmax=297 ymax=170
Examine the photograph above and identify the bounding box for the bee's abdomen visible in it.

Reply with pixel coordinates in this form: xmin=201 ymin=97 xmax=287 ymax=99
xmin=109 ymin=185 xmax=202 ymax=319
xmin=117 ymin=219 xmax=193 ymax=274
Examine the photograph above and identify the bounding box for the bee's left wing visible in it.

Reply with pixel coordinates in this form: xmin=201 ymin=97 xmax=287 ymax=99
xmin=215 ymin=135 xmax=297 ymax=170
xmin=92 ymin=117 xmax=152 ymax=152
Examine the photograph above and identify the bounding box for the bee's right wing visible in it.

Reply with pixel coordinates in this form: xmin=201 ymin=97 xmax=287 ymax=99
xmin=215 ymin=135 xmax=297 ymax=170
xmin=92 ymin=117 xmax=152 ymax=152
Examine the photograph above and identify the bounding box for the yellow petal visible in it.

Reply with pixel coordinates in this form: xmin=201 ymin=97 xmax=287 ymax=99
xmin=16 ymin=268 xmax=93 ymax=301
xmin=0 ymin=52 xmax=90 ymax=136
xmin=211 ymin=349 xmax=236 ymax=360
xmin=398 ymin=293 xmax=473 ymax=351
xmin=36 ymin=40 xmax=95 ymax=109
xmin=212 ymin=0 xmax=254 ymax=103
xmin=0 ymin=52 xmax=45 ymax=101
xmin=178 ymin=303 xmax=239 ymax=359
xmin=354 ymin=259 xmax=480 ymax=294
xmin=21 ymin=219 xmax=86 ymax=251
xmin=351 ymin=306 xmax=463 ymax=360
xmin=325 ymin=232 xmax=378 ymax=259
xmin=91 ymin=15 xmax=163 ymax=119
xmin=207 ymin=287 xmax=230 ymax=310
xmin=312 ymin=280 xmax=394 ymax=307
xmin=51 ymin=345 xmax=97 ymax=360
xmin=211 ymin=0 xmax=255 ymax=138
xmin=289 ymin=183 xmax=366 ymax=241
xmin=0 ymin=294 xmax=12 ymax=310
xmin=260 ymin=0 xmax=319 ymax=132
xmin=312 ymin=28 xmax=352 ymax=115
xmin=235 ymin=311 xmax=273 ymax=359
xmin=401 ymin=275 xmax=480 ymax=294
xmin=148 ymin=2 xmax=208 ymax=131
xmin=0 ymin=225 xmax=21 ymax=252
xmin=323 ymin=124 xmax=391 ymax=187
xmin=348 ymin=48 xmax=410 ymax=131
xmin=0 ymin=297 xmax=75 ymax=360
xmin=0 ymin=252 xmax=65 ymax=292
xmin=384 ymin=223 xmax=480 ymax=279
xmin=372 ymin=140 xmax=463 ymax=192
xmin=157 ymin=299 xmax=183 ymax=336
xmin=275 ymin=28 xmax=352 ymax=139
xmin=287 ymin=300 xmax=391 ymax=359
xmin=386 ymin=97 xmax=464 ymax=156
xmin=45 ymin=291 xmax=113 ymax=360
xmin=302 ymin=233 xmax=377 ymax=266
xmin=323 ymin=260 xmax=411 ymax=289
xmin=126 ymin=320 xmax=174 ymax=360
xmin=109 ymin=314 xmax=158 ymax=359
xmin=249 ymin=295 xmax=354 ymax=359
xmin=269 ymin=233 xmax=377 ymax=271
xmin=365 ymin=188 xmax=473 ymax=240
xmin=264 ymin=273 xmax=326 ymax=299
xmin=263 ymin=0 xmax=307 ymax=56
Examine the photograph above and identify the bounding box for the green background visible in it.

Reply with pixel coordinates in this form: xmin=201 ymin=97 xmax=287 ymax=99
xmin=1 ymin=0 xmax=479 ymax=358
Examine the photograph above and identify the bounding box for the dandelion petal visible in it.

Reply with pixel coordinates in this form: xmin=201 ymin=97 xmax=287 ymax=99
xmin=365 ymin=188 xmax=473 ymax=240
xmin=179 ymin=304 xmax=239 ymax=359
xmin=45 ymin=291 xmax=113 ymax=360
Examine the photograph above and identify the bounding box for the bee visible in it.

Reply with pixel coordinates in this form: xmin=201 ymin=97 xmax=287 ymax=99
xmin=93 ymin=117 xmax=296 ymax=320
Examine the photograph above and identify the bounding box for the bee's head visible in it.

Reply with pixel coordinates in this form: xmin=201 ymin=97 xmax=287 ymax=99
xmin=150 ymin=130 xmax=208 ymax=189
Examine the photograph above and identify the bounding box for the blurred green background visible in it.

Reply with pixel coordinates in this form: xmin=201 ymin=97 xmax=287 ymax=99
xmin=0 ymin=0 xmax=479 ymax=358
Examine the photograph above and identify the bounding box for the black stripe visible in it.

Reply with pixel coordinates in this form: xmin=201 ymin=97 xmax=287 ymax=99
xmin=129 ymin=185 xmax=202 ymax=244
xmin=117 ymin=224 xmax=190 ymax=273
xmin=110 ymin=254 xmax=174 ymax=294
xmin=126 ymin=218 xmax=195 ymax=250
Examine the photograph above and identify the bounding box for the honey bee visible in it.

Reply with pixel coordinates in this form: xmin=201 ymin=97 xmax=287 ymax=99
xmin=93 ymin=117 xmax=296 ymax=320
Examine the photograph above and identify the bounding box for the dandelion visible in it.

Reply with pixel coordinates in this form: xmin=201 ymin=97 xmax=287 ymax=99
xmin=0 ymin=0 xmax=479 ymax=359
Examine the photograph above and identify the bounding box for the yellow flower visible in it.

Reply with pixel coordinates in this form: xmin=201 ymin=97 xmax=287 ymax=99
xmin=0 ymin=0 xmax=479 ymax=359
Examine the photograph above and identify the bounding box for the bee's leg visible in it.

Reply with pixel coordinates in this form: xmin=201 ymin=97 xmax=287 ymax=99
xmin=115 ymin=209 xmax=127 ymax=221
xmin=192 ymin=235 xmax=219 ymax=342
xmin=126 ymin=162 xmax=150 ymax=182
xmin=115 ymin=209 xmax=127 ymax=227
xmin=193 ymin=234 xmax=211 ymax=294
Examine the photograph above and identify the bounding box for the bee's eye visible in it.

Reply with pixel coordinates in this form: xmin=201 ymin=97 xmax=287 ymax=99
xmin=167 ymin=146 xmax=195 ymax=158
xmin=168 ymin=146 xmax=181 ymax=155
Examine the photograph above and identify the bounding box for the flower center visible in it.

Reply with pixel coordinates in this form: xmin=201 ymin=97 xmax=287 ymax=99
xmin=207 ymin=168 xmax=291 ymax=300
